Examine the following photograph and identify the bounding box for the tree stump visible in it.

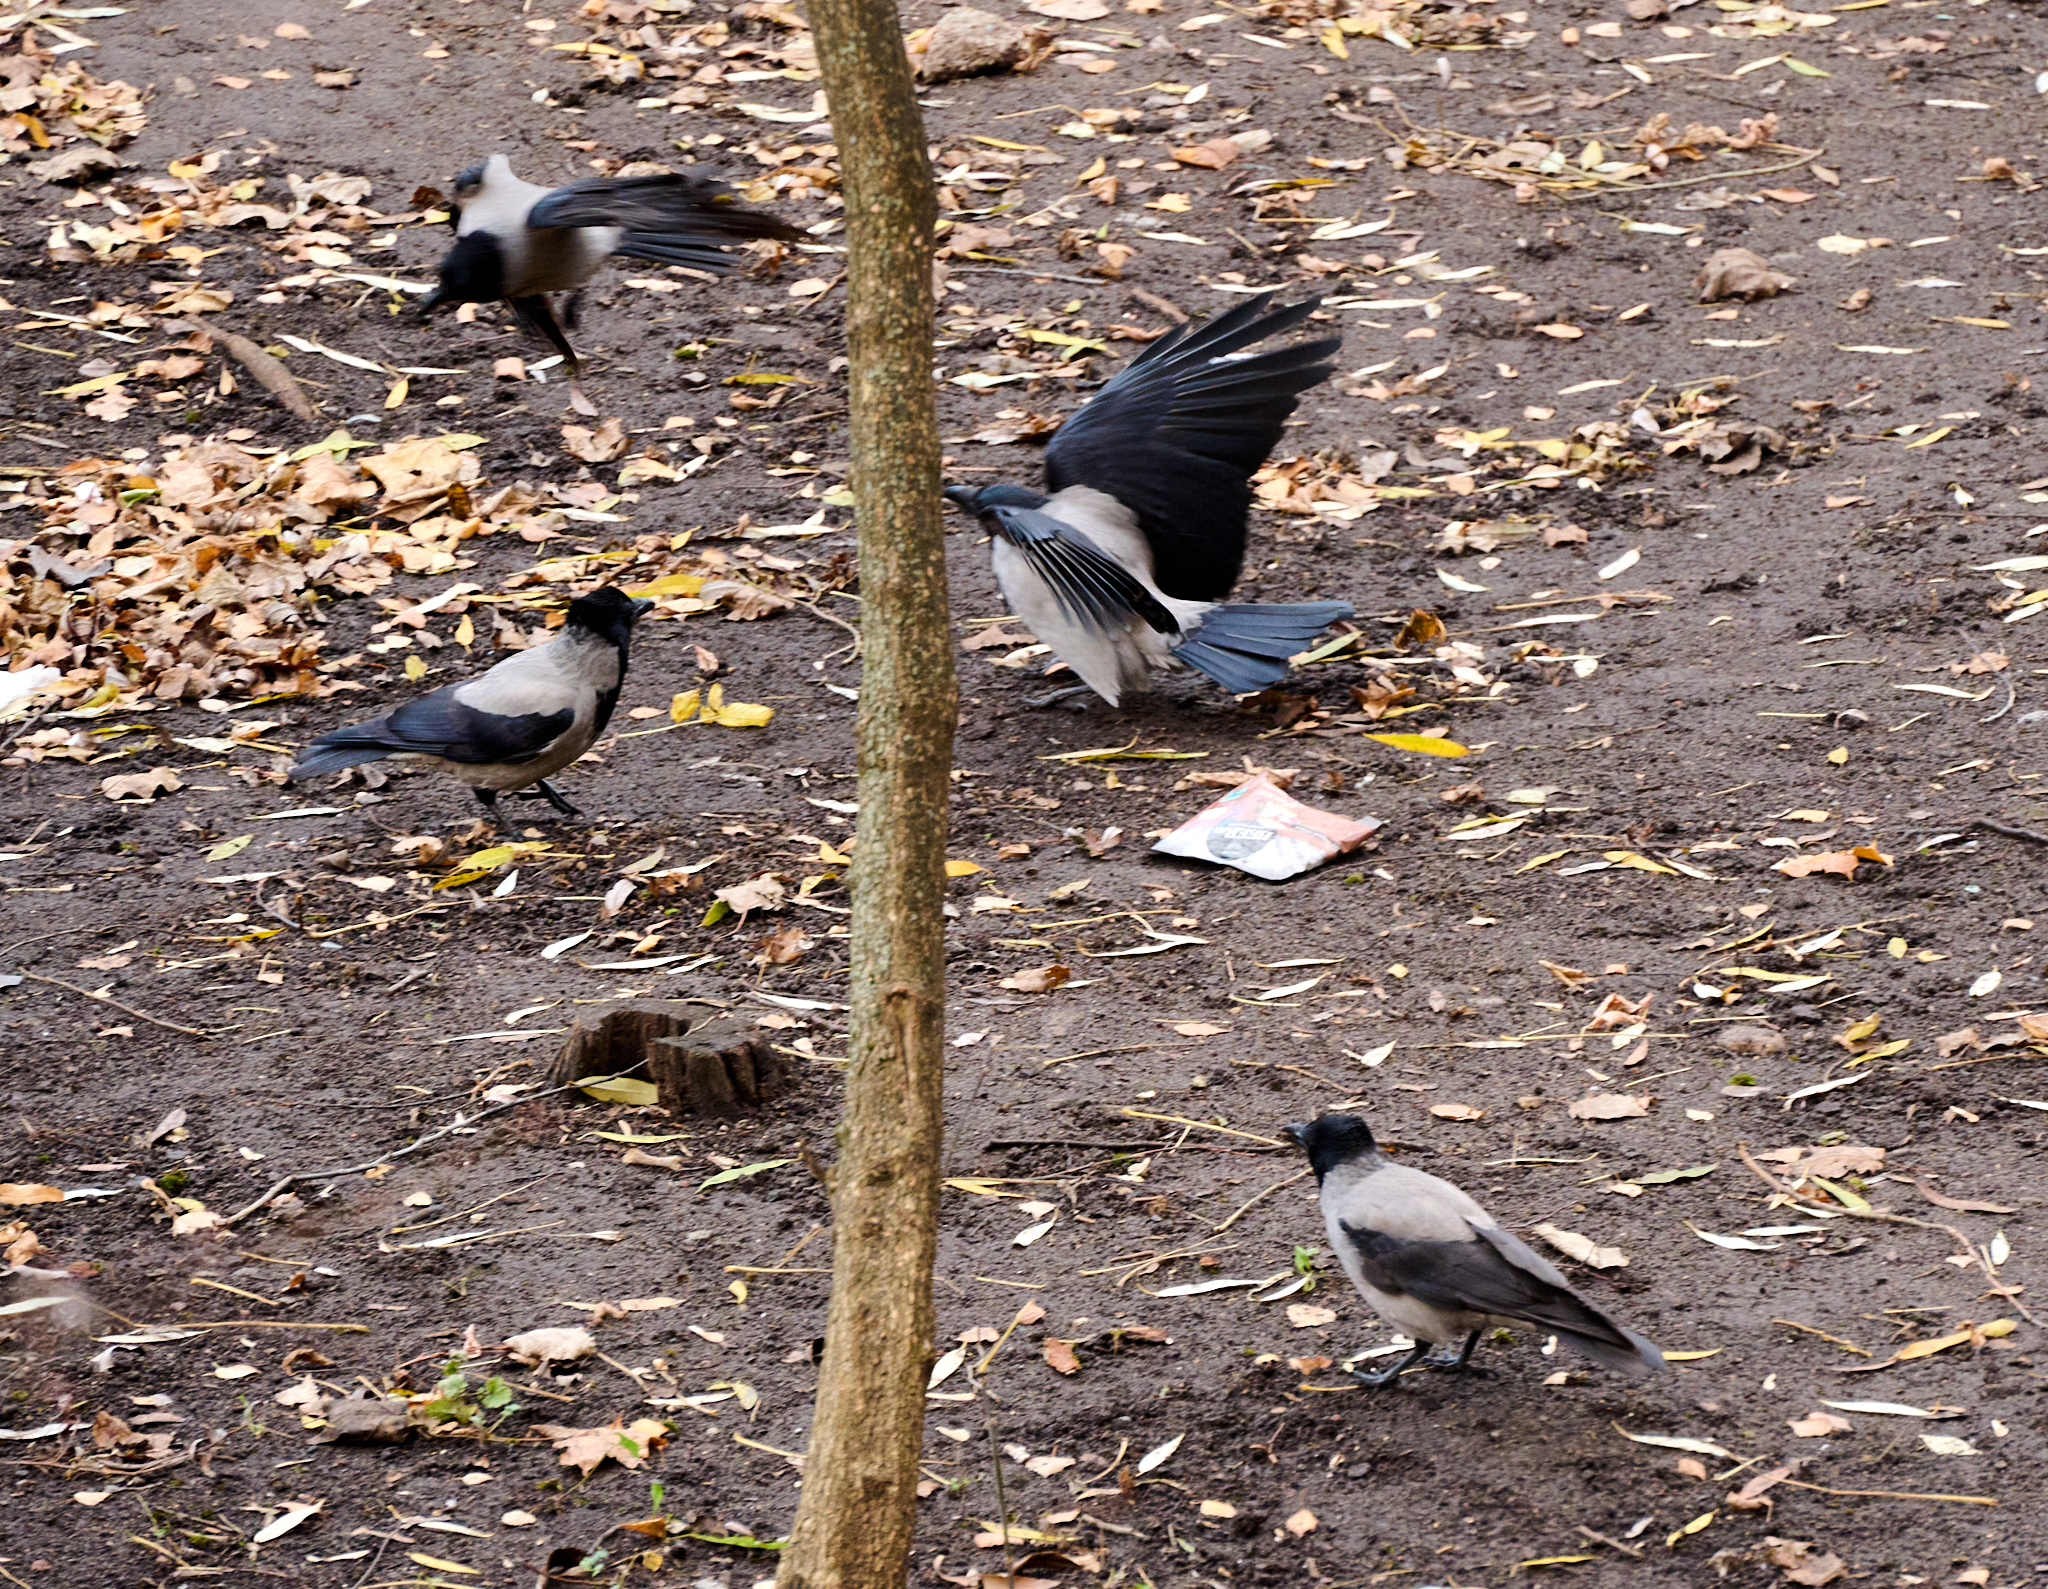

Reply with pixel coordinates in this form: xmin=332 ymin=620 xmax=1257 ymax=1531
xmin=651 ymin=1013 xmax=787 ymax=1117
xmin=550 ymin=1000 xmax=789 ymax=1117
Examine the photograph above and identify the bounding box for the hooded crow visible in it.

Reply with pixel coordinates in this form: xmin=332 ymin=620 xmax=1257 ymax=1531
xmin=944 ymin=293 xmax=1352 ymax=707
xmin=420 ymin=154 xmax=801 ymax=404
xmin=289 ymin=586 xmax=652 ymax=817
xmin=1284 ymin=1112 xmax=1665 ymax=1385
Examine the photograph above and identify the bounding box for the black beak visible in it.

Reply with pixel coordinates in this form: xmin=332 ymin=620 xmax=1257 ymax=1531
xmin=418 ymin=285 xmax=450 ymax=317
xmin=942 ymin=484 xmax=980 ymax=513
xmin=630 ymin=597 xmax=656 ymax=618
xmin=1280 ymin=1122 xmax=1310 ymax=1150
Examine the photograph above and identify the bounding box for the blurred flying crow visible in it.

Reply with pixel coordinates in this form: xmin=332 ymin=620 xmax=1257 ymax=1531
xmin=1284 ymin=1113 xmax=1666 ymax=1385
xmin=420 ymin=154 xmax=800 ymax=405
xmin=945 ymin=293 xmax=1351 ymax=707
xmin=289 ymin=586 xmax=652 ymax=817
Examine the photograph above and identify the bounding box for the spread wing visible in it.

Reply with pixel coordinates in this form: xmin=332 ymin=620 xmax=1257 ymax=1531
xmin=985 ymin=503 xmax=1178 ymax=636
xmin=527 ymin=171 xmax=800 ymax=272
xmin=1043 ymin=293 xmax=1340 ymax=601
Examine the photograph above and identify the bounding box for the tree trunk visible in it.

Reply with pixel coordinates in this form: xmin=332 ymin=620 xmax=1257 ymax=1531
xmin=775 ymin=0 xmax=950 ymax=1583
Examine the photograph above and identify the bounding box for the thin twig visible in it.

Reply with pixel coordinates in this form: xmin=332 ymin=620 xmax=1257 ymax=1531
xmin=1737 ymin=1141 xmax=2041 ymax=1326
xmin=1972 ymin=817 xmax=2048 ymax=845
xmin=1981 ymin=675 xmax=2017 ymax=724
xmin=9 ymin=969 xmax=213 ymax=1038
xmin=1213 ymin=1168 xmax=1310 ymax=1234
xmin=1774 ymin=1478 xmax=1995 ymax=1507
xmin=946 ymin=265 xmax=1107 ymax=288
xmin=1563 ymin=146 xmax=1826 ymax=200
xmin=219 ymin=1073 xmax=628 ymax=1227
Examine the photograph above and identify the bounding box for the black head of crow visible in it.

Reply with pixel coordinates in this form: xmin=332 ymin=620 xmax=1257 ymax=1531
xmin=1284 ymin=1112 xmax=1666 ymax=1386
xmin=289 ymin=585 xmax=654 ymax=818
xmin=943 ymin=293 xmax=1354 ymax=708
xmin=419 ymin=153 xmax=801 ymax=407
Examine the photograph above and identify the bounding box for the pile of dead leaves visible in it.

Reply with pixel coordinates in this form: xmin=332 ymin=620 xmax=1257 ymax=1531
xmin=0 ymin=26 xmax=146 ymax=183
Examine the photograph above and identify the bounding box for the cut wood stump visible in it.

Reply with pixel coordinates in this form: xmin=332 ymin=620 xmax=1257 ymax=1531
xmin=551 ymin=1001 xmax=789 ymax=1116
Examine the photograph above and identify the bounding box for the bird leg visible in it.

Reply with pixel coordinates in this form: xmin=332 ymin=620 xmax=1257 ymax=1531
xmin=560 ymin=290 xmax=584 ymax=331
xmin=1348 ymin=1339 xmax=1431 ymax=1388
xmin=511 ymin=779 xmax=583 ymax=818
xmin=1022 ymin=684 xmax=1094 ymax=709
xmin=507 ymin=293 xmax=591 ymax=411
xmin=472 ymin=788 xmax=499 ymax=810
xmin=1423 ymin=1331 xmax=1485 ymax=1373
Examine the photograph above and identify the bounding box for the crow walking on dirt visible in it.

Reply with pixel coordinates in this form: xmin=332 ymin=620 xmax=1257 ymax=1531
xmin=944 ymin=293 xmax=1352 ymax=707
xmin=1285 ymin=1112 xmax=1666 ymax=1385
xmin=420 ymin=155 xmax=800 ymax=407
xmin=289 ymin=586 xmax=651 ymax=817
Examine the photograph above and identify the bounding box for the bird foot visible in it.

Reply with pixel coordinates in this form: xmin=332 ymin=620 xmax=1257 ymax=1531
xmin=1022 ymin=685 xmax=1094 ymax=710
xmin=1423 ymin=1347 xmax=1487 ymax=1375
xmin=511 ymin=780 xmax=583 ymax=818
xmin=1347 ymin=1341 xmax=1430 ymax=1387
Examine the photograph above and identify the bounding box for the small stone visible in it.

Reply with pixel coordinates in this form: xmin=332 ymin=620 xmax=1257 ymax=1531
xmin=1717 ymin=1026 xmax=1786 ymax=1057
xmin=918 ymin=7 xmax=1035 ymax=81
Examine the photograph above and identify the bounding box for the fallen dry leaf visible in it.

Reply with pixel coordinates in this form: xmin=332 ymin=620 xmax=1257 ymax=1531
xmin=503 ymin=1326 xmax=596 ymax=1367
xmin=1694 ymin=246 xmax=1796 ymax=302
xmin=1569 ymin=1093 xmax=1651 ymax=1121
xmin=998 ymin=964 xmax=1071 ymax=994
xmin=1531 ymin=1222 xmax=1627 ymax=1269
xmin=1284 ymin=1508 xmax=1318 ymax=1537
xmin=1429 ymin=1102 xmax=1484 ymax=1121
xmin=1788 ymin=1410 xmax=1853 ymax=1438
xmin=533 ymin=1417 xmax=669 ymax=1476
xmin=1284 ymin=1304 xmax=1337 ymax=1328
xmin=1773 ymin=846 xmax=1892 ymax=880
xmin=1044 ymin=1338 xmax=1080 ymax=1375
xmin=561 ymin=418 xmax=630 ymax=463
xmin=98 ymin=767 xmax=181 ymax=802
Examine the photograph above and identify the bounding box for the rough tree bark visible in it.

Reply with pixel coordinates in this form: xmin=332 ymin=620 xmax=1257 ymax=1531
xmin=775 ymin=0 xmax=951 ymax=1581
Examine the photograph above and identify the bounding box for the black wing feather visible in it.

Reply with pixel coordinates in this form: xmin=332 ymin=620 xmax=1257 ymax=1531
xmin=1044 ymin=292 xmax=1339 ymax=602
xmin=528 ymin=172 xmax=801 ymax=243
xmin=379 ymin=687 xmax=575 ymax=767
xmin=987 ymin=504 xmax=1177 ymax=636
xmin=1339 ymin=1218 xmax=1647 ymax=1358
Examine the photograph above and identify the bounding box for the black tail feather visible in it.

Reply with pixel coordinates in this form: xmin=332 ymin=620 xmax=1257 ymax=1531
xmin=1172 ymin=600 xmax=1351 ymax=693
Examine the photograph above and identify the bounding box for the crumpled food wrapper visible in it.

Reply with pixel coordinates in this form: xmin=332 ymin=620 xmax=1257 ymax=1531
xmin=1151 ymin=775 xmax=1381 ymax=881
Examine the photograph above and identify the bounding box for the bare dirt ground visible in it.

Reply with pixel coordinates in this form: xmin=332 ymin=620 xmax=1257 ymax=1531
xmin=2 ymin=0 xmax=2047 ymax=1583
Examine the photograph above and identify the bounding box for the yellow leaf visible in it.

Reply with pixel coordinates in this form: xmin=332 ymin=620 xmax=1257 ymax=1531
xmin=1903 ymin=426 xmax=1952 ymax=450
xmin=1363 ymin=732 xmax=1469 ymax=758
xmin=1073 ymin=156 xmax=1106 ymax=183
xmin=708 ymin=699 xmax=774 ymax=728
xmin=817 ymin=843 xmax=851 ymax=865
xmin=1661 ymin=1348 xmax=1722 ymax=1361
xmin=404 ymin=654 xmax=427 ymax=681
xmin=671 ymin=689 xmax=703 ymax=723
xmin=629 ymin=571 xmax=707 ymax=598
xmin=1840 ymin=1013 xmax=1881 ymax=1045
xmin=1783 ymin=56 xmax=1829 ymax=75
xmin=1319 ymin=23 xmax=1347 ymax=55
xmin=407 ymin=1555 xmax=479 ymax=1575
xmin=1826 ymin=745 xmax=1848 ymax=765
xmin=969 ymin=136 xmax=1049 ymax=152
xmin=454 ymin=613 xmax=474 ymax=648
xmin=384 ymin=374 xmax=409 ymax=410
xmin=1845 ymin=1038 xmax=1910 ymax=1066
xmin=1887 ymin=937 xmax=1908 ymax=958
xmin=1950 ymin=317 xmax=2010 ymax=330
xmin=944 ymin=1177 xmax=1022 ymax=1197
xmin=1517 ymin=849 xmax=1568 ymax=873
xmin=944 ymin=859 xmax=985 ymax=877
xmin=1604 ymin=850 xmax=1676 ymax=875
xmin=1518 ymin=1558 xmax=1597 ymax=1570
xmin=580 ymin=1077 xmax=660 ymax=1107
xmin=1808 ymin=1174 xmax=1871 ymax=1213
xmin=1665 ymin=1512 xmax=1715 ymax=1548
